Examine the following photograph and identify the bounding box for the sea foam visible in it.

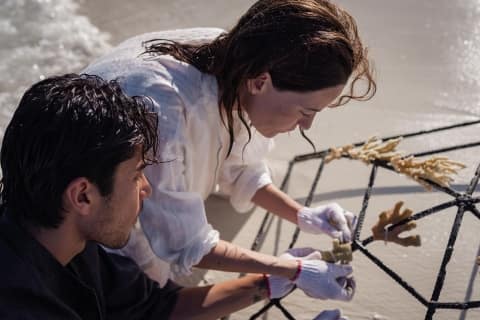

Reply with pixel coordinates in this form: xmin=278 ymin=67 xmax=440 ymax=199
xmin=0 ymin=0 xmax=111 ymax=138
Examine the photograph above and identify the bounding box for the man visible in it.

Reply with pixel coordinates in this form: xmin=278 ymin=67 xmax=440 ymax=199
xmin=0 ymin=74 xmax=349 ymax=319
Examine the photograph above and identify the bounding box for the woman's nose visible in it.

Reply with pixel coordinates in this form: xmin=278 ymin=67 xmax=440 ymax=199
xmin=299 ymin=114 xmax=315 ymax=130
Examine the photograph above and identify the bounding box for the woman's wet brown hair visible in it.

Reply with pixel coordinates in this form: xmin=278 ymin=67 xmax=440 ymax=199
xmin=143 ymin=0 xmax=376 ymax=155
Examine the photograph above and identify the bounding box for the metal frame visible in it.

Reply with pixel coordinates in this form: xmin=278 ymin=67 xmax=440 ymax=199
xmin=248 ymin=120 xmax=480 ymax=320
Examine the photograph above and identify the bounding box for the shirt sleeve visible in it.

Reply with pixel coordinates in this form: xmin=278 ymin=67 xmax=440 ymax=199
xmin=120 ymin=67 xmax=219 ymax=275
xmin=83 ymin=32 xmax=225 ymax=275
xmin=217 ymin=126 xmax=275 ymax=213
xmin=99 ymin=248 xmax=182 ymax=320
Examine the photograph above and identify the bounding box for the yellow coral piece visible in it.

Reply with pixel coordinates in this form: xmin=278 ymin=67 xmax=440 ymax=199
xmin=391 ymin=156 xmax=466 ymax=190
xmin=371 ymin=201 xmax=421 ymax=247
xmin=320 ymin=239 xmax=352 ymax=264
xmin=325 ymin=137 xmax=466 ymax=190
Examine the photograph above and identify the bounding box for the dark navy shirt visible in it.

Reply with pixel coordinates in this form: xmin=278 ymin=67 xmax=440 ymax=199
xmin=0 ymin=213 xmax=181 ymax=319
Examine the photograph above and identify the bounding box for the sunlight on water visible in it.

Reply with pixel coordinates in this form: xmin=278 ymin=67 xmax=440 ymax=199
xmin=435 ymin=0 xmax=480 ymax=116
xmin=0 ymin=0 xmax=478 ymax=319
xmin=0 ymin=0 xmax=111 ymax=139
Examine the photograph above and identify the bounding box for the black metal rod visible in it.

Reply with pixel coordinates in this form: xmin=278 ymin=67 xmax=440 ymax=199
xmin=470 ymin=206 xmax=480 ymax=220
xmin=459 ymin=239 xmax=480 ymax=320
xmin=273 ymin=301 xmax=296 ymax=320
xmin=288 ymin=156 xmax=327 ymax=249
xmin=467 ymin=162 xmax=480 ymax=196
xmin=371 ymin=160 xmax=463 ymax=198
xmin=354 ymin=240 xmax=429 ymax=306
xmin=425 ymin=204 xmax=468 ymax=319
xmin=249 ymin=301 xmax=275 ymax=320
xmin=380 ymin=120 xmax=480 ymax=140
xmin=248 ymin=121 xmax=480 ymax=319
xmin=411 ymin=141 xmax=480 ymax=158
xmin=429 ymin=300 xmax=480 ymax=309
xmin=353 ymin=165 xmax=378 ymax=242
xmin=251 ymin=161 xmax=294 ymax=252
xmin=358 ymin=200 xmax=458 ymax=248
xmin=292 ymin=120 xmax=480 ymax=163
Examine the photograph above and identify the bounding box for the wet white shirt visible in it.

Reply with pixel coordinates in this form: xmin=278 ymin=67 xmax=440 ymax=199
xmin=83 ymin=28 xmax=274 ymax=280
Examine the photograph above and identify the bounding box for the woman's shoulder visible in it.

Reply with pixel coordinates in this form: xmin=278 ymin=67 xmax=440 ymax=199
xmin=84 ymin=27 xmax=225 ymax=79
xmin=119 ymin=28 xmax=226 ymax=47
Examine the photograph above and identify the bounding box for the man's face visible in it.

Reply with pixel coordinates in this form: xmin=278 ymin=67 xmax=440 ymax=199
xmin=86 ymin=146 xmax=152 ymax=248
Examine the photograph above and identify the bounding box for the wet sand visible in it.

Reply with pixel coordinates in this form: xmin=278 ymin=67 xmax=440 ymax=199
xmin=78 ymin=1 xmax=480 ymax=319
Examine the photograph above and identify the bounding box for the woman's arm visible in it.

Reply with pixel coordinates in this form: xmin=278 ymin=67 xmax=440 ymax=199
xmin=195 ymin=239 xmax=298 ymax=279
xmin=169 ymin=274 xmax=268 ymax=320
xmin=251 ymin=183 xmax=356 ymax=242
xmin=251 ymin=183 xmax=302 ymax=224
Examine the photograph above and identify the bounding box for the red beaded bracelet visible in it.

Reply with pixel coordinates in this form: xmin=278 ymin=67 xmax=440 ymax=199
xmin=289 ymin=259 xmax=302 ymax=281
xmin=262 ymin=273 xmax=271 ymax=298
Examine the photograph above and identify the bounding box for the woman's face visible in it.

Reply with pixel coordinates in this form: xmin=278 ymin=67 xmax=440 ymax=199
xmin=242 ymin=73 xmax=344 ymax=138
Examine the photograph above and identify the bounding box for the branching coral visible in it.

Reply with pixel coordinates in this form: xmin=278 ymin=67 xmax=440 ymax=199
xmin=325 ymin=137 xmax=465 ymax=190
xmin=371 ymin=201 xmax=421 ymax=247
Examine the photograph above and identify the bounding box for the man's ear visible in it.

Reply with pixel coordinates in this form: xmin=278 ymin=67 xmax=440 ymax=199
xmin=62 ymin=177 xmax=98 ymax=217
xmin=246 ymin=72 xmax=271 ymax=95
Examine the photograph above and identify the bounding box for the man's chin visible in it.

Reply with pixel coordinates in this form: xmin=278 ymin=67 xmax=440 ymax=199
xmin=101 ymin=233 xmax=131 ymax=250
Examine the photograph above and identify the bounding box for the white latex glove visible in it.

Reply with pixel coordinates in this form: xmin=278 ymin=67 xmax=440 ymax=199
xmin=283 ymin=247 xmax=356 ymax=301
xmin=297 ymin=203 xmax=357 ymax=242
xmin=296 ymin=259 xmax=355 ymax=300
xmin=313 ymin=309 xmax=349 ymax=320
xmin=265 ymin=247 xmax=321 ymax=299
xmin=264 ymin=274 xmax=295 ymax=299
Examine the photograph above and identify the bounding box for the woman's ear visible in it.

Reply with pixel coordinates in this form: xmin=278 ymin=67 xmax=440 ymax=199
xmin=246 ymin=72 xmax=271 ymax=95
xmin=62 ymin=177 xmax=99 ymax=217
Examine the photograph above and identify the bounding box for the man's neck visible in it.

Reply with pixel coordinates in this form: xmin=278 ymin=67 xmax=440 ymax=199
xmin=28 ymin=222 xmax=86 ymax=266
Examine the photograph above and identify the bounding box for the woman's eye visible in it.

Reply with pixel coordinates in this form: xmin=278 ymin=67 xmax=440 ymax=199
xmin=300 ymin=110 xmax=314 ymax=117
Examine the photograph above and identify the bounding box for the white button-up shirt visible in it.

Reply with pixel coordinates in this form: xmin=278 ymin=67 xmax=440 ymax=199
xmin=83 ymin=28 xmax=274 ymax=279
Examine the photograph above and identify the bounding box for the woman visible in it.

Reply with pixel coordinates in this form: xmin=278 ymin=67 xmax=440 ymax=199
xmin=84 ymin=0 xmax=375 ymax=297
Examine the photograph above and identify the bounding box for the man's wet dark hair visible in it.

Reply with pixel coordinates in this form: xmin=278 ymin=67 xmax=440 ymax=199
xmin=0 ymin=74 xmax=158 ymax=228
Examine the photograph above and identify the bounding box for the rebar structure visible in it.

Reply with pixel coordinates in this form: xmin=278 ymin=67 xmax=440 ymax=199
xmin=247 ymin=119 xmax=480 ymax=320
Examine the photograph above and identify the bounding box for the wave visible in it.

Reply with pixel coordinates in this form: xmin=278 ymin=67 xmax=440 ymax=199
xmin=0 ymin=0 xmax=111 ymax=138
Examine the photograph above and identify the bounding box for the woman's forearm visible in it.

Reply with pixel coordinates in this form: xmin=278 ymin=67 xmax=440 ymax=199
xmin=195 ymin=239 xmax=298 ymax=279
xmin=251 ymin=183 xmax=303 ymax=224
xmin=169 ymin=274 xmax=268 ymax=320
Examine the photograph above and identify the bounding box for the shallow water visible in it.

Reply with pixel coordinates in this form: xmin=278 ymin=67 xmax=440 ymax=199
xmin=0 ymin=0 xmax=479 ymax=319
xmin=0 ymin=0 xmax=110 ymax=138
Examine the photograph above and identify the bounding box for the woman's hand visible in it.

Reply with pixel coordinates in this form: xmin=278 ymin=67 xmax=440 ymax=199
xmin=297 ymin=203 xmax=357 ymax=242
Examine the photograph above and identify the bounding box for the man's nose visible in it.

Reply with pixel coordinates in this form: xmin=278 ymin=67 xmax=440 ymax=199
xmin=140 ymin=174 xmax=152 ymax=199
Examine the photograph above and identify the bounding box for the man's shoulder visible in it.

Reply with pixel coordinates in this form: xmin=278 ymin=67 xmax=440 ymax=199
xmin=0 ymin=236 xmax=40 ymax=288
xmin=0 ymin=236 xmax=49 ymax=318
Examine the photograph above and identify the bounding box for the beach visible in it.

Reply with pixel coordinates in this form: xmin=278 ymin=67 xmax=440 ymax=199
xmin=1 ymin=0 xmax=480 ymax=319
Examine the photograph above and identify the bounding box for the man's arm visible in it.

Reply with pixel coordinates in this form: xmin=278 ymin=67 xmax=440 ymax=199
xmin=169 ymin=274 xmax=268 ymax=320
xmin=195 ymin=239 xmax=299 ymax=279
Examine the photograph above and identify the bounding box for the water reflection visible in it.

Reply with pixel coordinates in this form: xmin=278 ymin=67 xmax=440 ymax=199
xmin=438 ymin=0 xmax=480 ymax=116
